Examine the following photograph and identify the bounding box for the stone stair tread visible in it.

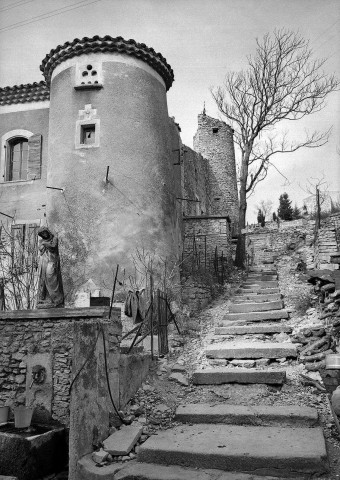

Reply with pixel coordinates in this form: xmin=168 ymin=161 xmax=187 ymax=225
xmin=243 ymin=281 xmax=278 ymax=288
xmin=114 ymin=462 xmax=298 ymax=480
xmin=205 ymin=341 xmax=297 ymax=359
xmin=175 ymin=404 xmax=318 ymax=427
xmin=229 ymin=301 xmax=283 ymax=313
xmin=215 ymin=324 xmax=292 ymax=335
xmin=137 ymin=424 xmax=328 ymax=477
xmin=233 ymin=294 xmax=282 ymax=303
xmin=192 ymin=368 xmax=286 ymax=385
xmin=224 ymin=310 xmax=289 ymax=321
xmin=238 ymin=288 xmax=280 ymax=294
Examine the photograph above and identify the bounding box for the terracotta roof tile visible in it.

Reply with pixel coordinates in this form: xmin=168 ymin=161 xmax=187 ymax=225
xmin=40 ymin=35 xmax=174 ymax=90
xmin=0 ymin=81 xmax=50 ymax=106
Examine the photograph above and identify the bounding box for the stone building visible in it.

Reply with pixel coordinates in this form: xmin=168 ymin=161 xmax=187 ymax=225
xmin=0 ymin=35 xmax=238 ymax=302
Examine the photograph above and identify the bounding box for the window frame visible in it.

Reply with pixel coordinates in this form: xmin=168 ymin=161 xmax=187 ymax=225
xmin=75 ymin=118 xmax=100 ymax=149
xmin=0 ymin=130 xmax=34 ymax=184
xmin=5 ymin=137 xmax=29 ymax=182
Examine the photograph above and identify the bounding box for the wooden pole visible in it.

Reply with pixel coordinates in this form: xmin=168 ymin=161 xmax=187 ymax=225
xmin=150 ymin=274 xmax=154 ymax=360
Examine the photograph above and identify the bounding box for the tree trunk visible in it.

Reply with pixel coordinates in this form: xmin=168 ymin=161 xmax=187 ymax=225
xmin=235 ymin=187 xmax=247 ymax=268
xmin=235 ymin=153 xmax=249 ymax=268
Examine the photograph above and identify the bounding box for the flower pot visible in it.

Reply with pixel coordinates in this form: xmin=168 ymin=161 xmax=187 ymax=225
xmin=13 ymin=406 xmax=34 ymax=428
xmin=0 ymin=406 xmax=9 ymax=424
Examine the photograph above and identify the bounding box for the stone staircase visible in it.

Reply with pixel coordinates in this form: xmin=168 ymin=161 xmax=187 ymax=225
xmin=115 ymin=260 xmax=330 ymax=479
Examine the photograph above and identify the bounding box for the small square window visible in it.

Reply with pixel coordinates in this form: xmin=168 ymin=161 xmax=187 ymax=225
xmin=81 ymin=125 xmax=95 ymax=145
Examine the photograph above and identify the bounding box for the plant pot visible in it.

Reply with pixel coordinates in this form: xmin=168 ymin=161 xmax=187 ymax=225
xmin=0 ymin=406 xmax=9 ymax=424
xmin=13 ymin=406 xmax=34 ymax=428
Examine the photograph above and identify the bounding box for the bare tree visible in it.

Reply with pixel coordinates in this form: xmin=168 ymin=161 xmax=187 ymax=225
xmin=255 ymin=200 xmax=273 ymax=222
xmin=211 ymin=29 xmax=339 ymax=267
xmin=0 ymin=222 xmax=39 ymax=309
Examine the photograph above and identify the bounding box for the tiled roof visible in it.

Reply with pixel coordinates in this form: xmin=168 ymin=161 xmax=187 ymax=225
xmin=0 ymin=81 xmax=50 ymax=106
xmin=40 ymin=35 xmax=174 ymax=90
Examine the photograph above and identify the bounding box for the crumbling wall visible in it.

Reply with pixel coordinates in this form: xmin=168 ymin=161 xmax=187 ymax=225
xmin=182 ymin=146 xmax=211 ymax=216
xmin=247 ymin=221 xmax=315 ymax=268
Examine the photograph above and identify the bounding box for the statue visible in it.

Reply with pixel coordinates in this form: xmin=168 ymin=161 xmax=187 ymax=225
xmin=37 ymin=226 xmax=64 ymax=309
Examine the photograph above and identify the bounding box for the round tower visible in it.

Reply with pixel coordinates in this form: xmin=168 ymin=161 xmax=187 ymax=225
xmin=40 ymin=36 xmax=178 ymax=296
xmin=193 ymin=113 xmax=239 ymax=231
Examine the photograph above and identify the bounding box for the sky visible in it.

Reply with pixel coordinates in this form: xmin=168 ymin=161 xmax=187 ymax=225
xmin=0 ymin=0 xmax=339 ymax=223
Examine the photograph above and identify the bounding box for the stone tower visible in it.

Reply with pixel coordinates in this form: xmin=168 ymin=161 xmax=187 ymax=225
xmin=193 ymin=113 xmax=239 ymax=229
xmin=40 ymin=35 xmax=178 ymax=294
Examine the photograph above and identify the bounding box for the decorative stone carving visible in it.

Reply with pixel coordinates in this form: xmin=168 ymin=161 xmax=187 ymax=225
xmin=37 ymin=226 xmax=64 ymax=309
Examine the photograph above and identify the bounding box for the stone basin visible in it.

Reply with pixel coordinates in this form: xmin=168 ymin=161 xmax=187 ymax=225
xmin=0 ymin=423 xmax=67 ymax=480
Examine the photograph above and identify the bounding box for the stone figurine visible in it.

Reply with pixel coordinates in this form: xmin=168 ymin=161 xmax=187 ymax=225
xmin=37 ymin=226 xmax=64 ymax=309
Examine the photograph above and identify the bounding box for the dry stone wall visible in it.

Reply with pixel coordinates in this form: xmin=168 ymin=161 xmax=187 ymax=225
xmin=0 ymin=307 xmax=121 ymax=426
xmin=181 ymin=216 xmax=233 ymax=312
xmin=247 ymin=221 xmax=315 ymax=268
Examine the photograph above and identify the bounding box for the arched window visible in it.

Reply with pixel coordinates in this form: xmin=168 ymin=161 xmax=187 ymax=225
xmin=1 ymin=130 xmax=42 ymax=183
xmin=5 ymin=137 xmax=29 ymax=182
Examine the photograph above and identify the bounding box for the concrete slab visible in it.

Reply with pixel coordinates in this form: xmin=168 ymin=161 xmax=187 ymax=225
xmin=103 ymin=425 xmax=142 ymax=455
xmin=137 ymin=424 xmax=328 ymax=477
xmin=175 ymin=404 xmax=319 ymax=427
xmin=229 ymin=301 xmax=283 ymax=313
xmin=115 ymin=462 xmax=290 ymax=480
xmin=205 ymin=341 xmax=297 ymax=359
xmin=192 ymin=368 xmax=286 ymax=385
xmin=223 ymin=310 xmax=288 ymax=322
xmin=233 ymin=294 xmax=282 ymax=303
xmin=215 ymin=325 xmax=292 ymax=335
xmin=249 ymin=268 xmax=277 ymax=274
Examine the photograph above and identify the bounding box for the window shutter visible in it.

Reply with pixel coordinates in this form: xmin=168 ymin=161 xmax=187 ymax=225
xmin=27 ymin=134 xmax=42 ymax=180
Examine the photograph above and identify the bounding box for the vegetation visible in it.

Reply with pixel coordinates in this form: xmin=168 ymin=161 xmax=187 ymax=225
xmin=211 ymin=29 xmax=338 ymax=267
xmin=278 ymin=193 xmax=294 ymax=220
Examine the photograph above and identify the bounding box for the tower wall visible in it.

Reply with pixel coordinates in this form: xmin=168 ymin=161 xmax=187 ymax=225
xmin=193 ymin=114 xmax=239 ymax=229
xmin=44 ymin=43 xmax=179 ymax=297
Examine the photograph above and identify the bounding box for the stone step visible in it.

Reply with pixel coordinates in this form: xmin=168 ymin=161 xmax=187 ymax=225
xmin=243 ymin=281 xmax=278 ymax=288
xmin=223 ymin=310 xmax=288 ymax=322
xmin=249 ymin=268 xmax=277 ymax=274
xmin=137 ymin=424 xmax=328 ymax=477
xmin=233 ymin=294 xmax=282 ymax=303
xmin=215 ymin=324 xmax=292 ymax=335
xmin=238 ymin=288 xmax=280 ymax=294
xmin=115 ymin=462 xmax=298 ymax=480
xmin=192 ymin=368 xmax=286 ymax=385
xmin=205 ymin=341 xmax=297 ymax=359
xmin=229 ymin=301 xmax=283 ymax=313
xmin=175 ymin=404 xmax=318 ymax=427
xmin=247 ymin=275 xmax=278 ymax=281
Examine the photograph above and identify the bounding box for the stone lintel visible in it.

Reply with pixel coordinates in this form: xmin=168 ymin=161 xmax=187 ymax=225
xmin=0 ymin=306 xmax=120 ymax=321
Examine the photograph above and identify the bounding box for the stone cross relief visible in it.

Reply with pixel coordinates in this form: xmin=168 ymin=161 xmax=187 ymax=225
xmin=78 ymin=104 xmax=97 ymax=121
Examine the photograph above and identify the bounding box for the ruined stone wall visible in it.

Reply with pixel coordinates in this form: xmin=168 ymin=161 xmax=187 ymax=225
xmin=0 ymin=307 xmax=121 ymax=426
xmin=247 ymin=221 xmax=315 ymax=268
xmin=182 ymin=146 xmax=211 ymax=216
xmin=193 ymin=113 xmax=239 ymax=228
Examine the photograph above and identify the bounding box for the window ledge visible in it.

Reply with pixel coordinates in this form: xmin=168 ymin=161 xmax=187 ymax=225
xmin=0 ymin=179 xmax=35 ymax=185
xmin=75 ymin=144 xmax=99 ymax=150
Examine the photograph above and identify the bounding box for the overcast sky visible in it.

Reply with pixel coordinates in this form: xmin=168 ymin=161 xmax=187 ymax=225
xmin=0 ymin=0 xmax=339 ymax=222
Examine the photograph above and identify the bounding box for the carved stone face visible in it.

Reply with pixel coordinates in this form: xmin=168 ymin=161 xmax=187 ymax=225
xmin=32 ymin=365 xmax=46 ymax=385
xmin=38 ymin=230 xmax=51 ymax=240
